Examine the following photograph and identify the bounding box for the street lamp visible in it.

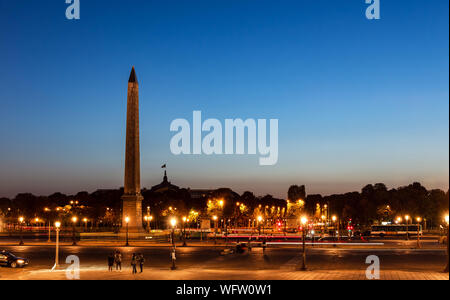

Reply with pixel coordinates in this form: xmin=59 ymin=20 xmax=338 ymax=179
xmin=332 ymin=215 xmax=339 ymax=241
xmin=18 ymin=217 xmax=24 ymax=246
xmin=71 ymin=216 xmax=78 ymax=246
xmin=298 ymin=216 xmax=308 ymax=271
xmin=83 ymin=218 xmax=88 ymax=232
xmin=212 ymin=215 xmax=218 ymax=244
xmin=257 ymin=216 xmax=263 ymax=236
xmin=416 ymin=217 xmax=422 ymax=248
xmin=170 ymin=218 xmax=177 ymax=245
xmin=182 ymin=217 xmax=187 ymax=247
xmin=170 ymin=218 xmax=177 ymax=270
xmin=52 ymin=221 xmax=61 ymax=270
xmin=144 ymin=215 xmax=149 ymax=233
xmin=405 ymin=215 xmax=410 ymax=240
xmin=444 ymin=214 xmax=449 ymax=273
xmin=125 ymin=216 xmax=130 ymax=246
xmin=44 ymin=208 xmax=52 ymax=242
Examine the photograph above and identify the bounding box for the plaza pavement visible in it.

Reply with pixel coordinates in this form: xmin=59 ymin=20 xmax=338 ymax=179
xmin=3 ymin=264 xmax=448 ymax=280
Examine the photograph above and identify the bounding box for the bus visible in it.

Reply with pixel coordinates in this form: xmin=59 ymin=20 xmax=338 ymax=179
xmin=370 ymin=224 xmax=422 ymax=237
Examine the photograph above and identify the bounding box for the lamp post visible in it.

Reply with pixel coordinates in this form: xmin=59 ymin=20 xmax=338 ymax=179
xmin=416 ymin=217 xmax=422 ymax=249
xmin=182 ymin=217 xmax=187 ymax=247
xmin=44 ymin=208 xmax=51 ymax=242
xmin=257 ymin=216 xmax=263 ymax=236
xmin=48 ymin=218 xmax=52 ymax=242
xmin=170 ymin=218 xmax=177 ymax=270
xmin=213 ymin=215 xmax=218 ymax=245
xmin=125 ymin=216 xmax=130 ymax=246
xmin=71 ymin=216 xmax=78 ymax=246
xmin=83 ymin=218 xmax=88 ymax=232
xmin=18 ymin=217 xmax=24 ymax=246
xmin=405 ymin=215 xmax=410 ymax=241
xmin=444 ymin=215 xmax=449 ymax=273
xmin=53 ymin=221 xmax=61 ymax=270
xmin=298 ymin=216 xmax=308 ymax=271
xmin=332 ymin=215 xmax=339 ymax=242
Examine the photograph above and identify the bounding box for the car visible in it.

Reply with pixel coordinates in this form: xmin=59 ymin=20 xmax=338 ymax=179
xmin=220 ymin=248 xmax=235 ymax=256
xmin=0 ymin=250 xmax=29 ymax=268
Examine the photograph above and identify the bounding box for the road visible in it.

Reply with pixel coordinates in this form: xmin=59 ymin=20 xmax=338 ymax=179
xmin=0 ymin=244 xmax=448 ymax=280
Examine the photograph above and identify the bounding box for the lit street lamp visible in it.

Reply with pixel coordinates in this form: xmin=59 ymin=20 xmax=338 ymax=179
xmin=257 ymin=216 xmax=263 ymax=236
xmin=332 ymin=215 xmax=339 ymax=242
xmin=125 ymin=216 xmax=130 ymax=246
xmin=298 ymin=216 xmax=308 ymax=271
xmin=170 ymin=218 xmax=177 ymax=270
xmin=52 ymin=221 xmax=61 ymax=270
xmin=44 ymin=208 xmax=51 ymax=242
xmin=83 ymin=218 xmax=88 ymax=232
xmin=18 ymin=217 xmax=24 ymax=246
xmin=212 ymin=215 xmax=218 ymax=244
xmin=182 ymin=217 xmax=187 ymax=247
xmin=445 ymin=215 xmax=449 ymax=273
xmin=416 ymin=217 xmax=422 ymax=249
xmin=71 ymin=216 xmax=78 ymax=246
xmin=405 ymin=215 xmax=410 ymax=240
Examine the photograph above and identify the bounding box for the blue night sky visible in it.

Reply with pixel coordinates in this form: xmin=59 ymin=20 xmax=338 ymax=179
xmin=0 ymin=0 xmax=448 ymax=198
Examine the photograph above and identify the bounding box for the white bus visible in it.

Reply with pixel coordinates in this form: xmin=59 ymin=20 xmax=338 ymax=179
xmin=371 ymin=224 xmax=422 ymax=237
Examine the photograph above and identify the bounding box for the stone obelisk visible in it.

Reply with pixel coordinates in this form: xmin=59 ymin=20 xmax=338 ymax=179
xmin=121 ymin=66 xmax=144 ymax=233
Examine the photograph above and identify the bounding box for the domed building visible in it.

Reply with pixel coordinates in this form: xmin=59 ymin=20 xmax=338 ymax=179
xmin=149 ymin=171 xmax=180 ymax=193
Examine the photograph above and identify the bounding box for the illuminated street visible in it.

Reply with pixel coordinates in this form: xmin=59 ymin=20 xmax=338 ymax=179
xmin=0 ymin=243 xmax=447 ymax=280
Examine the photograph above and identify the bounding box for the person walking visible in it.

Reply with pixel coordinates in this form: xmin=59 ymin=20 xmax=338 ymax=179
xmin=131 ymin=253 xmax=138 ymax=274
xmin=138 ymin=253 xmax=145 ymax=273
xmin=114 ymin=250 xmax=122 ymax=271
xmin=107 ymin=253 xmax=114 ymax=271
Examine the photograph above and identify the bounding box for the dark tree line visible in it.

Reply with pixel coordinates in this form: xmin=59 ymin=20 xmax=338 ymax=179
xmin=303 ymin=182 xmax=448 ymax=228
xmin=0 ymin=182 xmax=448 ymax=228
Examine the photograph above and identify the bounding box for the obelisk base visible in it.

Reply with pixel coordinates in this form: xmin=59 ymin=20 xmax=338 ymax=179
xmin=121 ymin=194 xmax=145 ymax=233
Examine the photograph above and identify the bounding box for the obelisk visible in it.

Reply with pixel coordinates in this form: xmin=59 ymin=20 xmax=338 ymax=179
xmin=121 ymin=66 xmax=144 ymax=233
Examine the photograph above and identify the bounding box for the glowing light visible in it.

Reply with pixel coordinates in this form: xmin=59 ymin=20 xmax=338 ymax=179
xmin=18 ymin=217 xmax=24 ymax=223
xmin=170 ymin=218 xmax=177 ymax=227
xmin=332 ymin=215 xmax=337 ymax=222
xmin=125 ymin=216 xmax=130 ymax=224
xmin=71 ymin=216 xmax=78 ymax=223
xmin=300 ymin=216 xmax=308 ymax=225
xmin=55 ymin=221 xmax=61 ymax=228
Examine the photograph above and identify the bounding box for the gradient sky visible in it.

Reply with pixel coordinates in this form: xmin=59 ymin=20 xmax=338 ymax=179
xmin=0 ymin=0 xmax=448 ymax=198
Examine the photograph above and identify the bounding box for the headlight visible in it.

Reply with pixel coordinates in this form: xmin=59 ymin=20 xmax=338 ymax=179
xmin=17 ymin=259 xmax=25 ymax=264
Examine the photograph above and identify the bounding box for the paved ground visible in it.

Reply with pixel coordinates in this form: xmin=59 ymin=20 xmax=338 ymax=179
xmin=0 ymin=244 xmax=448 ymax=280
